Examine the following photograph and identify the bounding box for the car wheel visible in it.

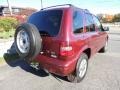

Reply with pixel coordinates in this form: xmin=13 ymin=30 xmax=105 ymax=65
xmin=67 ymin=53 xmax=88 ymax=83
xmin=14 ymin=23 xmax=42 ymax=60
xmin=99 ymin=41 xmax=108 ymax=53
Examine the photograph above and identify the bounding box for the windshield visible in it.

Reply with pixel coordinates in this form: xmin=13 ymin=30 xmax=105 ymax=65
xmin=28 ymin=10 xmax=63 ymax=37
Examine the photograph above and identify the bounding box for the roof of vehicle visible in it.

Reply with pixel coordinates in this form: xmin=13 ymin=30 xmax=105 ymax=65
xmin=41 ymin=4 xmax=72 ymax=10
xmin=40 ymin=4 xmax=90 ymax=13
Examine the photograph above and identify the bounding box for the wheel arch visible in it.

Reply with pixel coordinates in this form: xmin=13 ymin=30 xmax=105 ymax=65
xmin=83 ymin=48 xmax=91 ymax=59
xmin=78 ymin=45 xmax=91 ymax=60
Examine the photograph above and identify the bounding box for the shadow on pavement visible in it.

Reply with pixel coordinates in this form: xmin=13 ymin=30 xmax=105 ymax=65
xmin=3 ymin=53 xmax=49 ymax=77
xmin=3 ymin=53 xmax=68 ymax=82
xmin=4 ymin=54 xmax=48 ymax=77
xmin=4 ymin=54 xmax=68 ymax=82
xmin=3 ymin=42 xmax=68 ymax=82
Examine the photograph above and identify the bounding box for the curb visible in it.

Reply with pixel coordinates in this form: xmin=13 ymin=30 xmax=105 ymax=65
xmin=0 ymin=38 xmax=14 ymax=43
xmin=0 ymin=39 xmax=16 ymax=57
xmin=0 ymin=61 xmax=7 ymax=67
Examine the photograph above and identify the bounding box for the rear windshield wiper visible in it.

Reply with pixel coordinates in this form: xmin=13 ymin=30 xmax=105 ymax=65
xmin=39 ymin=31 xmax=50 ymax=36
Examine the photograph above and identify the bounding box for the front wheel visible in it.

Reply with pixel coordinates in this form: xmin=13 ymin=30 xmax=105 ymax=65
xmin=67 ymin=53 xmax=88 ymax=83
xmin=99 ymin=41 xmax=108 ymax=53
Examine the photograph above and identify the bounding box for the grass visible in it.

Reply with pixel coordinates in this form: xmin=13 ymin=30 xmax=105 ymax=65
xmin=0 ymin=30 xmax=15 ymax=39
xmin=0 ymin=57 xmax=5 ymax=65
xmin=0 ymin=54 xmax=19 ymax=65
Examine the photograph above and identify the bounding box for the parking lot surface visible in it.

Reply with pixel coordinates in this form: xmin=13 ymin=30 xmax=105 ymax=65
xmin=0 ymin=27 xmax=120 ymax=90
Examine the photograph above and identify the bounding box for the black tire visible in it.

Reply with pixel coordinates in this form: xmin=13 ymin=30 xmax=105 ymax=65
xmin=99 ymin=41 xmax=108 ymax=53
xmin=67 ymin=53 xmax=88 ymax=83
xmin=14 ymin=23 xmax=42 ymax=60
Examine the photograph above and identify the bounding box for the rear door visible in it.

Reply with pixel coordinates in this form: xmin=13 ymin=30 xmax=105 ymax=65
xmin=84 ymin=13 xmax=99 ymax=54
xmin=72 ymin=10 xmax=86 ymax=56
xmin=93 ymin=16 xmax=107 ymax=51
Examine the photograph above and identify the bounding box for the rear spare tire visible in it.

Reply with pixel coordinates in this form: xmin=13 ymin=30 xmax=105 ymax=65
xmin=14 ymin=23 xmax=42 ymax=60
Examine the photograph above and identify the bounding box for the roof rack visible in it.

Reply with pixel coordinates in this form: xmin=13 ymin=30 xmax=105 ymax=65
xmin=41 ymin=4 xmax=73 ymax=10
xmin=83 ymin=9 xmax=90 ymax=13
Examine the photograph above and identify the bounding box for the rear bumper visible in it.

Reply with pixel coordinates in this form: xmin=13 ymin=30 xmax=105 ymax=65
xmin=35 ymin=54 xmax=77 ymax=76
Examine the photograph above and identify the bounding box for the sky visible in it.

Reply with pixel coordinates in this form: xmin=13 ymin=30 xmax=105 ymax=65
xmin=0 ymin=0 xmax=120 ymax=14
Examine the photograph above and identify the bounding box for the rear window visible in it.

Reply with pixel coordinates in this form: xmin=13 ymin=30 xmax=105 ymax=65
xmin=28 ymin=10 xmax=63 ymax=37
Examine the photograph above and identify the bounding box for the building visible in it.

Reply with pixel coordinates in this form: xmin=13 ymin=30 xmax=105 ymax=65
xmin=103 ymin=14 xmax=114 ymax=22
xmin=0 ymin=5 xmax=37 ymax=16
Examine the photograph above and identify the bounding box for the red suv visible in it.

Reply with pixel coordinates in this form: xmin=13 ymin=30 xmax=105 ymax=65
xmin=14 ymin=4 xmax=109 ymax=83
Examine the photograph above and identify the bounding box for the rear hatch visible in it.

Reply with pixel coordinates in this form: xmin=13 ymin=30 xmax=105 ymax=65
xmin=28 ymin=9 xmax=63 ymax=58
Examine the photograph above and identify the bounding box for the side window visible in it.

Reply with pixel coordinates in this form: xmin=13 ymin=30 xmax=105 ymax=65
xmin=73 ymin=11 xmax=84 ymax=34
xmin=93 ymin=16 xmax=102 ymax=31
xmin=85 ymin=13 xmax=95 ymax=32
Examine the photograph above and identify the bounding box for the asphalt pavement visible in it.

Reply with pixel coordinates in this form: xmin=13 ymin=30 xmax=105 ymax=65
xmin=0 ymin=27 xmax=120 ymax=90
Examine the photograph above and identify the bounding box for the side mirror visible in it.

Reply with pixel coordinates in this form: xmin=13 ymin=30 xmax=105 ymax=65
xmin=103 ymin=26 xmax=109 ymax=31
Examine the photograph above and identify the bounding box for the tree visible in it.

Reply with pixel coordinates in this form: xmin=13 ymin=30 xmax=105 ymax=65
xmin=112 ymin=13 xmax=120 ymax=22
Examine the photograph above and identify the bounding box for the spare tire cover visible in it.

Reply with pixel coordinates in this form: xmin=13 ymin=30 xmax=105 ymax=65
xmin=14 ymin=23 xmax=42 ymax=60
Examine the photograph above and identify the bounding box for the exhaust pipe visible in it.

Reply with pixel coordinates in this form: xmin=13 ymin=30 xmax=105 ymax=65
xmin=30 ymin=62 xmax=40 ymax=70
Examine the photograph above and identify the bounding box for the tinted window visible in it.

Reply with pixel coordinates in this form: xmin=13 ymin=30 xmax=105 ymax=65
xmin=73 ymin=11 xmax=84 ymax=34
xmin=93 ymin=16 xmax=102 ymax=31
xmin=28 ymin=10 xmax=63 ymax=37
xmin=85 ymin=13 xmax=95 ymax=32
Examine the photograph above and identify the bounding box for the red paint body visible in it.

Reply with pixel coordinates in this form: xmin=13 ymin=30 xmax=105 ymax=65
xmin=32 ymin=6 xmax=108 ymax=76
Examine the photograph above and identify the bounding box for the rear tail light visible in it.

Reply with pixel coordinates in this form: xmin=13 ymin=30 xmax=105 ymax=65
xmin=60 ymin=42 xmax=74 ymax=56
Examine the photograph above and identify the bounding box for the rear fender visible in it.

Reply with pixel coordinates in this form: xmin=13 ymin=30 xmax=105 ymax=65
xmin=76 ymin=45 xmax=90 ymax=62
